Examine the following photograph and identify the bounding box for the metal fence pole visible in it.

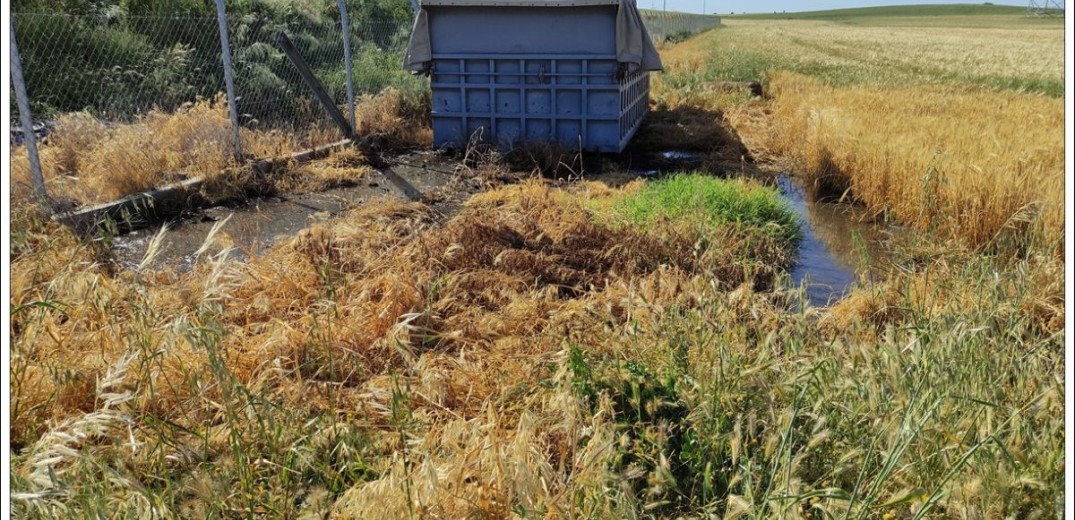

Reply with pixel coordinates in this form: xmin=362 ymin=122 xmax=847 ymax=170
xmin=9 ymin=28 xmax=50 ymax=207
xmin=337 ymin=0 xmax=356 ymax=136
xmin=409 ymin=0 xmax=428 ymax=92
xmin=214 ymin=0 xmax=243 ymax=160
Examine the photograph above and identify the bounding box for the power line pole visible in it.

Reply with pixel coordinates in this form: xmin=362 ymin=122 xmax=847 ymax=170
xmin=1027 ymin=0 xmax=1065 ymax=16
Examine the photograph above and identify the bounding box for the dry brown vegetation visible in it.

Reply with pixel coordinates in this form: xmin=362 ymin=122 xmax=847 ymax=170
xmin=270 ymin=147 xmax=376 ymax=194
xmin=10 ymin=173 xmax=1063 ymax=517
xmin=9 ymin=180 xmax=781 ymax=443
xmin=822 ymin=242 xmax=1065 ymax=337
xmin=8 ymin=10 xmax=1066 ymax=519
xmin=11 ymin=180 xmax=799 ymax=517
xmin=693 ymin=19 xmax=1063 ymax=88
xmin=10 ymin=89 xmax=430 ymax=208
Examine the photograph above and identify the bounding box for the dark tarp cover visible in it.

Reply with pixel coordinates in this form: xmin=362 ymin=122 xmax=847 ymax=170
xmin=403 ymin=0 xmax=662 ymax=73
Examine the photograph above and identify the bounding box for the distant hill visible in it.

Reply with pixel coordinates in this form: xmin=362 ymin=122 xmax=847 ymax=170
xmin=727 ymin=4 xmax=1029 ymax=20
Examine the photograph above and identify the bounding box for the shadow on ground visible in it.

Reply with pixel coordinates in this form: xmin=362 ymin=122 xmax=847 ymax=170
xmin=626 ymin=105 xmax=755 ymax=174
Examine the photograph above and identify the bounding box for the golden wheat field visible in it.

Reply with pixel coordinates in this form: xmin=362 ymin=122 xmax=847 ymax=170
xmin=670 ymin=19 xmax=1063 ymax=87
xmin=655 ymin=13 xmax=1065 ymax=252
xmin=8 ymin=6 xmax=1067 ymax=519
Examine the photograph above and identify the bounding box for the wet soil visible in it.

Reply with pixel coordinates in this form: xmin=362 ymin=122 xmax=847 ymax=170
xmin=111 ymin=150 xmax=475 ymax=271
xmin=111 ymin=148 xmax=895 ymax=308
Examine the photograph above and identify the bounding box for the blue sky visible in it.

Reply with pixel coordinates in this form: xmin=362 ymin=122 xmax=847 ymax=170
xmin=647 ymin=0 xmax=1029 ymax=15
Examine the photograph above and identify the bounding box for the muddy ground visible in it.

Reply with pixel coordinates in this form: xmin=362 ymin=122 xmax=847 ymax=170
xmin=108 ymin=144 xmax=892 ymax=307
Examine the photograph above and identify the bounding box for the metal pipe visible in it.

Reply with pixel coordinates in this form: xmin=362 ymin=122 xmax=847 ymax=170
xmin=337 ymin=0 xmax=356 ymax=134
xmin=9 ymin=28 xmax=50 ymax=206
xmin=214 ymin=0 xmax=243 ymax=160
xmin=275 ymin=32 xmax=354 ymax=137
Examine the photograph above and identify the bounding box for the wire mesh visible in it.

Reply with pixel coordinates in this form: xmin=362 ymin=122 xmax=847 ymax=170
xmin=8 ymin=11 xmax=416 ymax=138
xmin=641 ymin=11 xmax=722 ymax=43
xmin=9 ymin=6 xmax=715 ymax=207
xmin=228 ymin=12 xmax=416 ymax=136
xmin=9 ymin=12 xmax=233 ymax=206
xmin=10 ymin=13 xmax=224 ymax=122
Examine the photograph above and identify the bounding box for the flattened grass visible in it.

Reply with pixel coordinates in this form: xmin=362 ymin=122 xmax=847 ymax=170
xmin=10 ymin=178 xmax=802 ymax=517
xmin=8 ymin=159 xmax=1063 ymax=519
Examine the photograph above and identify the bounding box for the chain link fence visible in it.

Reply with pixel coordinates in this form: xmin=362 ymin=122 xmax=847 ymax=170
xmin=226 ymin=11 xmax=417 ymax=135
xmin=10 ymin=4 xmax=719 ymax=208
xmin=642 ymin=11 xmax=722 ymax=43
xmin=9 ymin=10 xmax=416 ymax=144
xmin=11 ymin=13 xmax=225 ymax=122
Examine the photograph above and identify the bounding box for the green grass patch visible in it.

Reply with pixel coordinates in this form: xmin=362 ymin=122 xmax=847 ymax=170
xmin=610 ymin=174 xmax=802 ymax=246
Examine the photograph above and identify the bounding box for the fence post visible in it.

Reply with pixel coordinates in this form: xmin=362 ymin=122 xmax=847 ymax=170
xmin=409 ymin=0 xmax=427 ymax=93
xmin=9 ymin=27 xmax=50 ymax=207
xmin=337 ymin=0 xmax=356 ymax=136
xmin=214 ymin=0 xmax=243 ymax=160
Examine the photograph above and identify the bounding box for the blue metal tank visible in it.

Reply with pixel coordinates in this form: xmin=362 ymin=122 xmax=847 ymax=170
xmin=405 ymin=0 xmax=662 ymax=152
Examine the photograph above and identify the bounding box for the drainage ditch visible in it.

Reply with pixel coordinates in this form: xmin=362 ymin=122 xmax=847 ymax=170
xmin=110 ymin=150 xmax=893 ymax=307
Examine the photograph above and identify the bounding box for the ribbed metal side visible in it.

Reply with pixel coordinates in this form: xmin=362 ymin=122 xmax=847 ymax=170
xmin=618 ymin=68 xmax=649 ymax=152
xmin=430 ymin=54 xmax=649 ymax=152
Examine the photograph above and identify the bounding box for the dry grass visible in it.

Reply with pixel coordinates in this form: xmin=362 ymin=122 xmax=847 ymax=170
xmin=10 ymin=179 xmax=772 ymax=442
xmin=352 ymin=88 xmax=432 ymax=149
xmin=9 ymin=89 xmax=430 ymax=208
xmin=823 ymin=246 xmax=1065 ymax=337
xmin=12 ymin=96 xmax=262 ymax=204
xmin=745 ymin=19 xmax=1062 ymax=85
xmin=656 ymin=19 xmax=1063 ymax=97
xmin=7 ymin=13 xmax=1066 ymax=518
xmin=9 ymin=176 xmax=1063 ymax=516
xmin=271 ymin=148 xmax=376 ymax=194
xmin=9 ymin=178 xmax=799 ymax=516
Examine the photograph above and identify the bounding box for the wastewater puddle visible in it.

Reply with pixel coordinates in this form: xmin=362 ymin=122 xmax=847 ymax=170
xmin=777 ymin=175 xmax=890 ymax=307
xmin=112 ymin=152 xmax=466 ymax=271
xmin=112 ymin=150 xmax=891 ymax=310
xmin=612 ymin=150 xmax=890 ymax=307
